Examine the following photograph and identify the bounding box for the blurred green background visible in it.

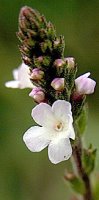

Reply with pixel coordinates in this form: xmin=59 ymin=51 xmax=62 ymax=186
xmin=0 ymin=0 xmax=99 ymax=199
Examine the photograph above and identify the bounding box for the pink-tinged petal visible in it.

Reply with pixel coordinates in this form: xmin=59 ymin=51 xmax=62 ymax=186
xmin=75 ymin=73 xmax=90 ymax=87
xmin=75 ymin=72 xmax=96 ymax=95
xmin=52 ymin=100 xmax=72 ymax=122
xmin=78 ymin=72 xmax=90 ymax=80
xmin=32 ymin=103 xmax=57 ymax=129
xmin=48 ymin=138 xmax=72 ymax=164
xmin=81 ymin=72 xmax=90 ymax=78
xmin=82 ymin=78 xmax=96 ymax=94
xmin=5 ymin=80 xmax=19 ymax=88
xmin=18 ymin=63 xmax=33 ymax=88
xmin=23 ymin=126 xmax=50 ymax=152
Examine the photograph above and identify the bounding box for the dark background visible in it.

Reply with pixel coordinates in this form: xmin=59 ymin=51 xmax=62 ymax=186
xmin=0 ymin=0 xmax=99 ymax=199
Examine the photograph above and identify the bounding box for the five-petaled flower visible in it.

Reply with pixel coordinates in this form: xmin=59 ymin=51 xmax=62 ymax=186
xmin=75 ymin=72 xmax=96 ymax=95
xmin=23 ymin=100 xmax=75 ymax=164
xmin=5 ymin=63 xmax=34 ymax=89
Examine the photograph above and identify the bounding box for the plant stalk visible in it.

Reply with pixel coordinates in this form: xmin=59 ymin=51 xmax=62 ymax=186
xmin=72 ymin=137 xmax=93 ymax=200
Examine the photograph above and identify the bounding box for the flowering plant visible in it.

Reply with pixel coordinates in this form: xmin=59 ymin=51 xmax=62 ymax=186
xmin=5 ymin=6 xmax=96 ymax=200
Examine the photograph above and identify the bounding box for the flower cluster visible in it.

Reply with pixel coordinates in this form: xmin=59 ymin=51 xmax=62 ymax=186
xmin=5 ymin=6 xmax=96 ymax=164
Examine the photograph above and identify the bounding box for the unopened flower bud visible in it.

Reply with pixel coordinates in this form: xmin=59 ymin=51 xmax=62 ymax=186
xmin=64 ymin=57 xmax=75 ymax=68
xmin=54 ymin=39 xmax=60 ymax=46
xmin=33 ymin=56 xmax=44 ymax=67
xmin=64 ymin=172 xmax=76 ymax=181
xmin=51 ymin=78 xmax=64 ymax=91
xmin=20 ymin=6 xmax=30 ymax=17
xmin=37 ymin=56 xmax=44 ymax=62
xmin=19 ymin=6 xmax=41 ymax=30
xmin=54 ymin=59 xmax=65 ymax=68
xmin=30 ymin=68 xmax=44 ymax=80
xmin=29 ymin=87 xmax=45 ymax=103
xmin=75 ymin=72 xmax=96 ymax=95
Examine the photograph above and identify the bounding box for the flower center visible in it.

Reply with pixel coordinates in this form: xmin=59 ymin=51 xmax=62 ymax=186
xmin=55 ymin=121 xmax=63 ymax=132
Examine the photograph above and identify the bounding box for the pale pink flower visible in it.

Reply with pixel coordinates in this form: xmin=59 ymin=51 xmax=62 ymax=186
xmin=23 ymin=100 xmax=75 ymax=164
xmin=5 ymin=63 xmax=33 ymax=89
xmin=75 ymin=72 xmax=96 ymax=95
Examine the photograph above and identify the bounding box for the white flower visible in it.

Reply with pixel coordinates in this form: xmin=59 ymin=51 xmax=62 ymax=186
xmin=75 ymin=72 xmax=96 ymax=95
xmin=23 ymin=100 xmax=75 ymax=164
xmin=5 ymin=63 xmax=33 ymax=89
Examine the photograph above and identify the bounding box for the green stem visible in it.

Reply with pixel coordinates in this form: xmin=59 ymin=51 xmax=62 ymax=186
xmin=72 ymin=137 xmax=93 ymax=200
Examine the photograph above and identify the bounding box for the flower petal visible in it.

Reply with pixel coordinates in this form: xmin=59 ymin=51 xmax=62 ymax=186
xmin=23 ymin=126 xmax=50 ymax=152
xmin=18 ymin=63 xmax=33 ymax=89
xmin=75 ymin=72 xmax=96 ymax=95
xmin=79 ymin=72 xmax=90 ymax=79
xmin=83 ymin=78 xmax=96 ymax=94
xmin=32 ymin=103 xmax=57 ymax=129
xmin=67 ymin=125 xmax=75 ymax=140
xmin=48 ymin=138 xmax=72 ymax=164
xmin=52 ymin=100 xmax=72 ymax=122
xmin=5 ymin=80 xmax=19 ymax=88
xmin=13 ymin=69 xmax=18 ymax=80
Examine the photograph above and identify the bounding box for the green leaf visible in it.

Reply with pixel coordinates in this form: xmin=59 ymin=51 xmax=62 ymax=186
xmin=64 ymin=173 xmax=85 ymax=194
xmin=71 ymin=177 xmax=85 ymax=194
xmin=76 ymin=104 xmax=88 ymax=135
xmin=93 ymin=174 xmax=99 ymax=199
xmin=82 ymin=144 xmax=97 ymax=175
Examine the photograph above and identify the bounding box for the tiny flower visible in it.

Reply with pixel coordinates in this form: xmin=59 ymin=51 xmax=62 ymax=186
xmin=23 ymin=100 xmax=75 ymax=164
xmin=5 ymin=63 xmax=34 ymax=89
xmin=75 ymin=72 xmax=96 ymax=95
xmin=30 ymin=68 xmax=44 ymax=80
xmin=64 ymin=57 xmax=75 ymax=68
xmin=54 ymin=59 xmax=65 ymax=68
xmin=51 ymin=78 xmax=64 ymax=91
xmin=29 ymin=87 xmax=45 ymax=103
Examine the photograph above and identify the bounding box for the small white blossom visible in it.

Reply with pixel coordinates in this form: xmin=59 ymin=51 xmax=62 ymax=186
xmin=23 ymin=100 xmax=75 ymax=164
xmin=75 ymin=72 xmax=96 ymax=95
xmin=5 ymin=63 xmax=33 ymax=89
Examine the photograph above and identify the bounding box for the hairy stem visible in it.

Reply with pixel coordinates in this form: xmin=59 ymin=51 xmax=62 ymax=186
xmin=72 ymin=137 xmax=93 ymax=200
